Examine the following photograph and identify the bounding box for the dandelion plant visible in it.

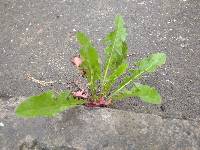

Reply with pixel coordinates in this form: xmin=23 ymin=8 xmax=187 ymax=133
xmin=16 ymin=15 xmax=166 ymax=118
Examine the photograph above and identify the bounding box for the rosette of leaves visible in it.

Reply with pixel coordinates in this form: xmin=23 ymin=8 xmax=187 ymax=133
xmin=16 ymin=15 xmax=166 ymax=118
xmin=77 ymin=15 xmax=166 ymax=104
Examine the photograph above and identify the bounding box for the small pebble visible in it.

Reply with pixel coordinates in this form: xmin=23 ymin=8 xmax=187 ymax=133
xmin=0 ymin=122 xmax=4 ymax=127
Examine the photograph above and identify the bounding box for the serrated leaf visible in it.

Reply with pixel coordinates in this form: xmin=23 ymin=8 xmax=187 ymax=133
xmin=76 ymin=32 xmax=91 ymax=46
xmin=135 ymin=52 xmax=166 ymax=73
xmin=16 ymin=91 xmax=85 ymax=118
xmin=102 ymin=15 xmax=128 ymax=90
xmin=76 ymin=32 xmax=101 ymax=96
xmin=103 ymin=63 xmax=128 ymax=95
xmin=109 ymin=52 xmax=166 ymax=98
xmin=104 ymin=16 xmax=127 ymax=69
xmin=112 ymin=83 xmax=161 ymax=104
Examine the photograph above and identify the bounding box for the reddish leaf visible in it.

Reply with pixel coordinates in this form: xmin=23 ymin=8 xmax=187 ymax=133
xmin=71 ymin=56 xmax=86 ymax=76
xmin=71 ymin=56 xmax=82 ymax=67
xmin=72 ymin=90 xmax=88 ymax=99
xmin=85 ymin=97 xmax=112 ymax=107
xmin=98 ymin=97 xmax=106 ymax=106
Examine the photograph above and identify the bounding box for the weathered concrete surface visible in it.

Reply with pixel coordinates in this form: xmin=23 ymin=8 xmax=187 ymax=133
xmin=0 ymin=0 xmax=200 ymax=119
xmin=0 ymin=97 xmax=200 ymax=150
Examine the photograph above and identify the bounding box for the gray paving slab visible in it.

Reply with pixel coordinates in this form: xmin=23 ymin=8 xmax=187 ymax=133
xmin=0 ymin=0 xmax=200 ymax=120
xmin=0 ymin=101 xmax=200 ymax=150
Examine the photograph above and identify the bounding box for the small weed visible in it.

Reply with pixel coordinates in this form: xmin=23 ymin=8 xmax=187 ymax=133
xmin=16 ymin=15 xmax=166 ymax=118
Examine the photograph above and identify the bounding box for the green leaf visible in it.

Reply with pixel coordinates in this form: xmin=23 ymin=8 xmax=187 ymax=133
xmin=134 ymin=52 xmax=166 ymax=73
xmin=16 ymin=91 xmax=85 ymax=118
xmin=109 ymin=52 xmax=166 ymax=98
xmin=112 ymin=83 xmax=161 ymax=104
xmin=103 ymin=63 xmax=128 ymax=95
xmin=102 ymin=15 xmax=128 ymax=91
xmin=76 ymin=32 xmax=101 ymax=96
